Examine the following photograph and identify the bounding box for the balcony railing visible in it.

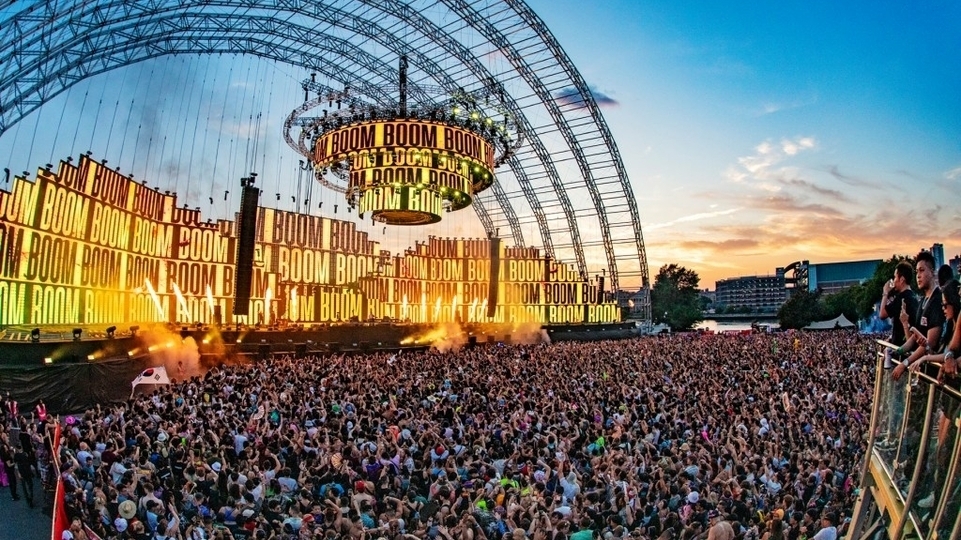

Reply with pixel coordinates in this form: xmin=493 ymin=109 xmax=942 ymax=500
xmin=847 ymin=340 xmax=961 ymax=540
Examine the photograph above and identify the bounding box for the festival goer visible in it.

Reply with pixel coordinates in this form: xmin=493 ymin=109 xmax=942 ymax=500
xmin=893 ymin=251 xmax=944 ymax=380
xmin=880 ymin=260 xmax=918 ymax=369
xmin=8 ymin=332 xmax=876 ymax=540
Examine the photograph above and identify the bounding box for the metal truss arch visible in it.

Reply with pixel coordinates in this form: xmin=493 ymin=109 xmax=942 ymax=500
xmin=0 ymin=0 xmax=651 ymax=317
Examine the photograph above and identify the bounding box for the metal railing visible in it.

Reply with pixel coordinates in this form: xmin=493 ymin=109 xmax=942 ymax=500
xmin=847 ymin=340 xmax=961 ymax=540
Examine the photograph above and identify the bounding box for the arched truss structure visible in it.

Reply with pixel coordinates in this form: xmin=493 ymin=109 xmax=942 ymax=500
xmin=0 ymin=0 xmax=650 ymax=316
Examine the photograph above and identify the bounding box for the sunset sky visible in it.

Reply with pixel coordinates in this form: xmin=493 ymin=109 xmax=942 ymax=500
xmin=528 ymin=0 xmax=961 ymax=286
xmin=0 ymin=1 xmax=959 ymax=289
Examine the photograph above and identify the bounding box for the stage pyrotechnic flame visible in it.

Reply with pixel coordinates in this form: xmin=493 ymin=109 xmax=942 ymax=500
xmin=420 ymin=292 xmax=427 ymax=321
xmin=433 ymin=296 xmax=442 ymax=321
xmin=265 ymin=287 xmax=273 ymax=325
xmin=401 ymin=322 xmax=468 ymax=352
xmin=290 ymin=288 xmax=298 ymax=322
xmin=206 ymin=285 xmax=216 ymax=315
xmin=172 ymin=282 xmax=190 ymax=322
xmin=452 ymin=295 xmax=459 ymax=321
xmin=469 ymin=297 xmax=478 ymax=322
xmin=144 ymin=279 xmax=165 ymax=320
xmin=401 ymin=294 xmax=409 ymax=320
xmin=480 ymin=298 xmax=488 ymax=319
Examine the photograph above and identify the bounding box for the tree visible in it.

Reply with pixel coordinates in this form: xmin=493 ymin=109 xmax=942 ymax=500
xmin=651 ymin=264 xmax=703 ymax=330
xmin=777 ymin=289 xmax=823 ymax=329
xmin=821 ymin=286 xmax=861 ymax=324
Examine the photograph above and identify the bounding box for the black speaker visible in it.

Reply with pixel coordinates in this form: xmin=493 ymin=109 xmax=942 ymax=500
xmin=258 ymin=343 xmax=271 ymax=360
xmin=467 ymin=336 xmax=477 ymax=349
xmin=327 ymin=342 xmax=341 ymax=353
xmin=213 ymin=305 xmax=222 ymax=326
xmin=234 ymin=180 xmax=260 ymax=316
xmin=487 ymin=237 xmax=501 ymax=317
xmin=295 ymin=343 xmax=307 ymax=358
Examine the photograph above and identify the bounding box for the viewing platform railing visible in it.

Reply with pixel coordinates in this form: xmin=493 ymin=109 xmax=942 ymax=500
xmin=848 ymin=340 xmax=961 ymax=540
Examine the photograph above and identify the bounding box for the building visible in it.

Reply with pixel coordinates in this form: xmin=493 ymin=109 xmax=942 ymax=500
xmin=806 ymin=259 xmax=882 ymax=295
xmin=950 ymin=254 xmax=961 ymax=276
xmin=931 ymin=243 xmax=945 ymax=269
xmin=714 ymin=268 xmax=787 ymax=314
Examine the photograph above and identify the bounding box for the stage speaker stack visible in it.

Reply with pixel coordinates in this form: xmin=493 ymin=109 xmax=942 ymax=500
xmin=233 ymin=176 xmax=260 ymax=317
xmin=487 ymin=237 xmax=501 ymax=318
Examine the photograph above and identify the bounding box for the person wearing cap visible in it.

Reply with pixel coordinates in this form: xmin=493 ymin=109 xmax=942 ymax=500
xmin=707 ymin=510 xmax=735 ymax=540
xmin=811 ymin=513 xmax=837 ymax=540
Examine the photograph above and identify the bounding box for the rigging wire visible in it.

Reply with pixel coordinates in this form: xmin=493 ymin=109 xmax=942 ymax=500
xmin=88 ymin=60 xmax=111 ymax=154
xmin=185 ymin=55 xmax=213 ymax=207
xmin=117 ymin=62 xmax=147 ymax=169
xmin=131 ymin=60 xmax=158 ymax=182
xmin=212 ymin=55 xmax=236 ymax=215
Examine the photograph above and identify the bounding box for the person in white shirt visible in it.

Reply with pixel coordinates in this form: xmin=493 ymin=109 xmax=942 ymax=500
xmin=812 ymin=512 xmax=838 ymax=540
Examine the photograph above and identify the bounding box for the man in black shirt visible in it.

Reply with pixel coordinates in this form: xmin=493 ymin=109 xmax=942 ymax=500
xmin=880 ymin=261 xmax=919 ymax=368
xmin=893 ymin=252 xmax=945 ymax=380
xmin=13 ymin=445 xmax=35 ymax=506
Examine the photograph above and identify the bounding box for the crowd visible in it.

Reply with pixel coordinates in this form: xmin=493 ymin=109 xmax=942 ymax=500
xmin=0 ymin=330 xmax=875 ymax=540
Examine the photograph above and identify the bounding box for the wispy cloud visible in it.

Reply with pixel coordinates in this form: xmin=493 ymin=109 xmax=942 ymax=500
xmin=554 ymin=86 xmax=619 ymax=109
xmin=946 ymin=166 xmax=961 ymax=180
xmin=755 ymin=93 xmax=818 ymax=116
xmin=646 ymin=207 xmax=741 ymax=230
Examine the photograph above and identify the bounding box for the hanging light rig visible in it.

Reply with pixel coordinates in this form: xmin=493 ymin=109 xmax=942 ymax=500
xmin=284 ymin=56 xmax=521 ymax=226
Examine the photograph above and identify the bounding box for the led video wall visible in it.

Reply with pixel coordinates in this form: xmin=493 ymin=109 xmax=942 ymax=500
xmin=0 ymin=156 xmax=620 ymax=327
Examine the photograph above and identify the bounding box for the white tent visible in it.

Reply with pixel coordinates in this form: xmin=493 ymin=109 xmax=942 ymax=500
xmin=130 ymin=366 xmax=171 ymax=397
xmin=804 ymin=314 xmax=856 ymax=331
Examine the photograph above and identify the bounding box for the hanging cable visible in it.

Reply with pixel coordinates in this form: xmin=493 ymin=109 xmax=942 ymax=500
xmin=131 ymin=60 xmax=157 ymax=181
xmin=117 ymin=61 xmax=147 ymax=169
xmin=212 ymin=56 xmax=236 ymax=216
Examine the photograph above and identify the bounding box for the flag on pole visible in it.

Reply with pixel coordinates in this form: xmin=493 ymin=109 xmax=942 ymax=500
xmin=131 ymin=366 xmax=171 ymax=396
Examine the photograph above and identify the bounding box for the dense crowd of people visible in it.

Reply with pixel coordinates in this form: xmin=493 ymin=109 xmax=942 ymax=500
xmin=0 ymin=331 xmax=875 ymax=540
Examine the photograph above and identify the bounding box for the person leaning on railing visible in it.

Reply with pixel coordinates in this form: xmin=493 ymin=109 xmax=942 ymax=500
xmin=905 ymin=279 xmax=960 ymax=381
xmin=892 ymin=252 xmax=944 ymax=381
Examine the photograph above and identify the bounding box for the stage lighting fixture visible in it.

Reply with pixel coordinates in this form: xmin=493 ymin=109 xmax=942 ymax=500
xmin=129 ymin=325 xmax=139 ymax=336
xmin=43 ymin=357 xmax=53 ymax=365
xmin=106 ymin=326 xmax=116 ymax=339
xmin=31 ymin=328 xmax=40 ymax=343
xmin=72 ymin=328 xmax=82 ymax=341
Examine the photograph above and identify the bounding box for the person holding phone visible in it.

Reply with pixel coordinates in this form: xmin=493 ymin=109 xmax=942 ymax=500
xmin=893 ymin=252 xmax=944 ymax=381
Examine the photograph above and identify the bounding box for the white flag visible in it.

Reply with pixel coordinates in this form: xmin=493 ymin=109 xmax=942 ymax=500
xmin=131 ymin=366 xmax=171 ymax=390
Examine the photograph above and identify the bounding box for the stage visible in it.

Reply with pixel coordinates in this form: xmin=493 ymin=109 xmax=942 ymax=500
xmin=0 ymin=321 xmax=640 ymax=365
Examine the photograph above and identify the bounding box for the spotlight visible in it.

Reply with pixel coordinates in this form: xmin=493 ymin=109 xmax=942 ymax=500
xmin=72 ymin=328 xmax=82 ymax=341
xmin=43 ymin=357 xmax=53 ymax=365
xmin=31 ymin=328 xmax=40 ymax=343
xmin=106 ymin=326 xmax=116 ymax=339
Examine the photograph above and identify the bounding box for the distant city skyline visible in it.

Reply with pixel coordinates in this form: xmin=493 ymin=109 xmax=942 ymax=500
xmin=0 ymin=1 xmax=958 ymax=288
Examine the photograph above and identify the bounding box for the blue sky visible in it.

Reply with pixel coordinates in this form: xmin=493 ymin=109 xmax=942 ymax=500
xmin=528 ymin=0 xmax=961 ymax=284
xmin=0 ymin=1 xmax=959 ymax=288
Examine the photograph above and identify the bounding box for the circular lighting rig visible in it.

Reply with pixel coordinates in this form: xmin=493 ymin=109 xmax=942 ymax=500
xmin=284 ymin=61 xmax=523 ymax=225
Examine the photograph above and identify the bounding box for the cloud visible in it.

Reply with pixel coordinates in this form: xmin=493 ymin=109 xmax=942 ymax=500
xmin=755 ymin=94 xmax=818 ymax=116
xmin=946 ymin=166 xmax=961 ymax=180
xmin=554 ymin=86 xmax=619 ymax=109
xmin=728 ymin=137 xmax=816 ymax=183
xmin=646 ymin=207 xmax=741 ymax=230
xmin=775 ymin=177 xmax=851 ymax=203
xmin=676 ymin=238 xmax=760 ymax=251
